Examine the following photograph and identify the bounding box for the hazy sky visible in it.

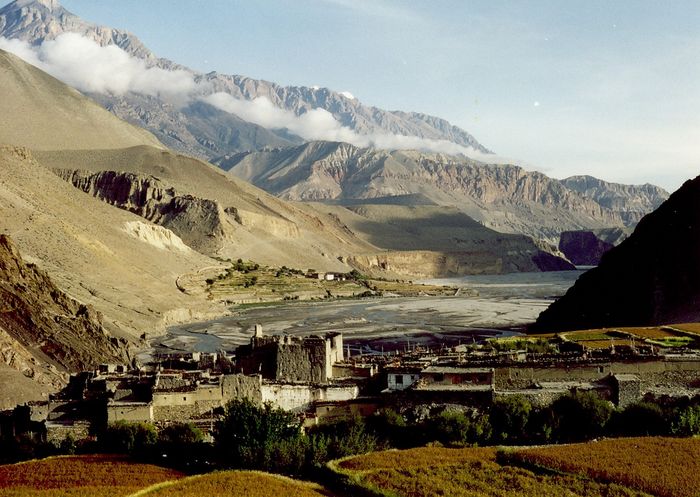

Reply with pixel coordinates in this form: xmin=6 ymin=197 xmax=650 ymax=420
xmin=58 ymin=0 xmax=700 ymax=191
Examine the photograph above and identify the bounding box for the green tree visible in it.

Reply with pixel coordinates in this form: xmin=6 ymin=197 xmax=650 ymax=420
xmin=430 ymin=411 xmax=491 ymax=446
xmin=490 ymin=395 xmax=532 ymax=443
xmin=214 ymin=399 xmax=301 ymax=470
xmin=610 ymin=402 xmax=665 ymax=436
xmin=550 ymin=391 xmax=612 ymax=442
xmin=672 ymin=404 xmax=700 ymax=436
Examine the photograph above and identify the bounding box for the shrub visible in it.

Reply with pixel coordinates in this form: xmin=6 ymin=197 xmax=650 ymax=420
xmin=550 ymin=391 xmax=612 ymax=442
xmin=214 ymin=399 xmax=301 ymax=470
xmin=609 ymin=401 xmax=665 ymax=436
xmin=429 ymin=411 xmax=491 ymax=446
xmin=101 ymin=421 xmax=157 ymax=454
xmin=490 ymin=395 xmax=532 ymax=443
xmin=672 ymin=404 xmax=700 ymax=436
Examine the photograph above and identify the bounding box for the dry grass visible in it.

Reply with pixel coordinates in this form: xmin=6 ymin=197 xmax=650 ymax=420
xmin=578 ymin=339 xmax=635 ymax=350
xmin=0 ymin=455 xmax=183 ymax=497
xmin=512 ymin=437 xmax=700 ymax=497
xmin=338 ymin=447 xmax=497 ymax=472
xmin=138 ymin=471 xmax=332 ymax=497
xmin=337 ymin=447 xmax=649 ymax=497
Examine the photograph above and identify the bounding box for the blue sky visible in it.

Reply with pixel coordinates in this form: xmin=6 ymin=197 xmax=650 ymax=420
xmin=58 ymin=0 xmax=700 ymax=191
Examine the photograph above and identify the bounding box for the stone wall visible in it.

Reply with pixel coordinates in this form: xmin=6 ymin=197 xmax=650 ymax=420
xmin=221 ymin=374 xmax=263 ymax=404
xmin=107 ymin=403 xmax=153 ymax=423
xmin=45 ymin=421 xmax=91 ymax=444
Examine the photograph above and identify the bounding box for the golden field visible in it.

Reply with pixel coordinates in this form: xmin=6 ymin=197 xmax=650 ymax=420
xmin=0 ymin=456 xmax=332 ymax=497
xmin=512 ymin=437 xmax=700 ymax=497
xmin=336 ymin=438 xmax=700 ymax=497
xmin=0 ymin=455 xmax=183 ymax=497
xmin=335 ymin=446 xmax=649 ymax=497
xmin=139 ymin=471 xmax=332 ymax=497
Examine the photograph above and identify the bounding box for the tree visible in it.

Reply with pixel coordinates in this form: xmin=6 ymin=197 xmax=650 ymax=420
xmin=490 ymin=395 xmax=532 ymax=443
xmin=430 ymin=411 xmax=491 ymax=446
xmin=610 ymin=402 xmax=665 ymax=436
xmin=101 ymin=421 xmax=157 ymax=454
xmin=672 ymin=404 xmax=700 ymax=436
xmin=550 ymin=391 xmax=612 ymax=442
xmin=214 ymin=399 xmax=301 ymax=470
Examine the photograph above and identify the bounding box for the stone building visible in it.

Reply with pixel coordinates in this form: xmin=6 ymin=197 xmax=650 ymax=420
xmin=236 ymin=325 xmax=344 ymax=383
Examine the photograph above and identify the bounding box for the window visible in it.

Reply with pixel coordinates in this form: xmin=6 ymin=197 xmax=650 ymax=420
xmin=395 ymin=375 xmax=404 ymax=385
xmin=183 ymin=396 xmax=187 ymax=401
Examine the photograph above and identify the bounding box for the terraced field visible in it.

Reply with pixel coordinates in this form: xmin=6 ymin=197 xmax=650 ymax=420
xmin=333 ymin=446 xmax=650 ymax=497
xmin=512 ymin=437 xmax=700 ymax=497
xmin=0 ymin=456 xmax=332 ymax=497
xmin=0 ymin=455 xmax=183 ymax=497
xmin=335 ymin=438 xmax=700 ymax=497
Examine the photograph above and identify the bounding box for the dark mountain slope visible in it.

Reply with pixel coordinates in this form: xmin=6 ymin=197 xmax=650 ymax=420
xmin=533 ymin=175 xmax=700 ymax=332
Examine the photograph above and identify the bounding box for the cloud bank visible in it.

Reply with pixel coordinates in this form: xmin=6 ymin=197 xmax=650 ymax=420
xmin=0 ymin=33 xmax=497 ymax=160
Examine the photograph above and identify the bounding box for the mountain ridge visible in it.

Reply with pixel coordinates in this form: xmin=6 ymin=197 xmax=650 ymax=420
xmin=0 ymin=0 xmax=490 ymax=160
xmin=219 ymin=141 xmax=670 ymax=241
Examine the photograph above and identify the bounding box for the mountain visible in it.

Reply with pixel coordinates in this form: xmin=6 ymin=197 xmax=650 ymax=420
xmin=0 ymin=232 xmax=130 ymax=407
xmin=561 ymin=175 xmax=669 ymax=226
xmin=558 ymin=231 xmax=614 ymax=266
xmin=0 ymin=0 xmax=490 ymax=160
xmin=219 ymin=141 xmax=640 ymax=241
xmin=533 ymin=175 xmax=700 ymax=332
xmin=0 ymin=48 xmax=161 ymax=150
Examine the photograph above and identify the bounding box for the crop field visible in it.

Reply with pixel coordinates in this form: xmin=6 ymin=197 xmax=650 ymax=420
xmin=0 ymin=458 xmax=333 ymax=497
xmin=334 ymin=447 xmax=649 ymax=497
xmin=512 ymin=437 xmax=700 ymax=497
xmin=139 ymin=471 xmax=332 ymax=497
xmin=0 ymin=455 xmax=183 ymax=497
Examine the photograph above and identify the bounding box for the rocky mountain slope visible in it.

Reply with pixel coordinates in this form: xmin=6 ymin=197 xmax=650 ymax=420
xmin=0 ymin=0 xmax=489 ymax=160
xmin=314 ymin=203 xmax=574 ymax=277
xmin=561 ymin=175 xmax=668 ymax=226
xmin=558 ymin=231 xmax=614 ymax=266
xmin=533 ymin=175 xmax=700 ymax=332
xmin=221 ymin=141 xmax=644 ymax=241
xmin=0 ymin=233 xmax=130 ymax=401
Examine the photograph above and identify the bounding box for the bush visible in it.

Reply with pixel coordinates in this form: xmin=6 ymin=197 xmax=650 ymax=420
xmin=609 ymin=402 xmax=665 ymax=436
xmin=101 ymin=421 xmax=157 ymax=455
xmin=550 ymin=391 xmax=612 ymax=442
xmin=490 ymin=396 xmax=532 ymax=444
xmin=672 ymin=405 xmax=700 ymax=436
xmin=214 ymin=399 xmax=301 ymax=470
xmin=429 ymin=411 xmax=491 ymax=446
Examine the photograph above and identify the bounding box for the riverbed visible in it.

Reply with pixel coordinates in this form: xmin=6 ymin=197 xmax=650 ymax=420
xmin=151 ymin=270 xmax=584 ymax=355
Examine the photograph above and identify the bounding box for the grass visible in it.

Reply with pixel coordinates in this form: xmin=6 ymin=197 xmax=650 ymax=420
xmin=136 ymin=471 xmax=333 ymax=497
xmin=333 ymin=446 xmax=650 ymax=497
xmin=511 ymin=437 xmax=700 ymax=497
xmin=0 ymin=455 xmax=183 ymax=497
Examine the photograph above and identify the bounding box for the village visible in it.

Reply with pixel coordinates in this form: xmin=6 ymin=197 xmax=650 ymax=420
xmin=3 ymin=324 xmax=700 ymax=445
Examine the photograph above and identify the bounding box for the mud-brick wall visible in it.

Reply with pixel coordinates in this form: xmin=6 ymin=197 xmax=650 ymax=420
xmin=152 ymin=385 xmax=223 ymax=422
xmin=262 ymin=384 xmax=314 ymax=412
xmin=275 ymin=341 xmax=329 ymax=384
xmin=107 ymin=403 xmax=153 ymax=423
xmin=221 ymin=374 xmax=263 ymax=404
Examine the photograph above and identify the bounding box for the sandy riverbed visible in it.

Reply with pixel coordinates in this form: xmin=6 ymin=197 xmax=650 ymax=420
xmin=151 ymin=270 xmax=585 ymax=355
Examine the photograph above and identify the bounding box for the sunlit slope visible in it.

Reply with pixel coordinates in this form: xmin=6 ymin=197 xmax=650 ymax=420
xmin=0 ymin=48 xmax=162 ymax=150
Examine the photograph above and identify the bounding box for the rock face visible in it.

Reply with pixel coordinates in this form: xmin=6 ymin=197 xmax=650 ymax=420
xmin=0 ymin=234 xmax=131 ymax=387
xmin=561 ymin=175 xmax=668 ymax=226
xmin=222 ymin=142 xmax=646 ymax=241
xmin=54 ymin=169 xmax=241 ymax=255
xmin=533 ymin=175 xmax=700 ymax=332
xmin=0 ymin=0 xmax=490 ymax=160
xmin=558 ymin=231 xmax=614 ymax=266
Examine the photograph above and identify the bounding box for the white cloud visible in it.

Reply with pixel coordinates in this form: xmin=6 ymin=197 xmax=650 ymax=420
xmin=0 ymin=33 xmax=196 ymax=99
xmin=0 ymin=33 xmax=500 ymax=162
